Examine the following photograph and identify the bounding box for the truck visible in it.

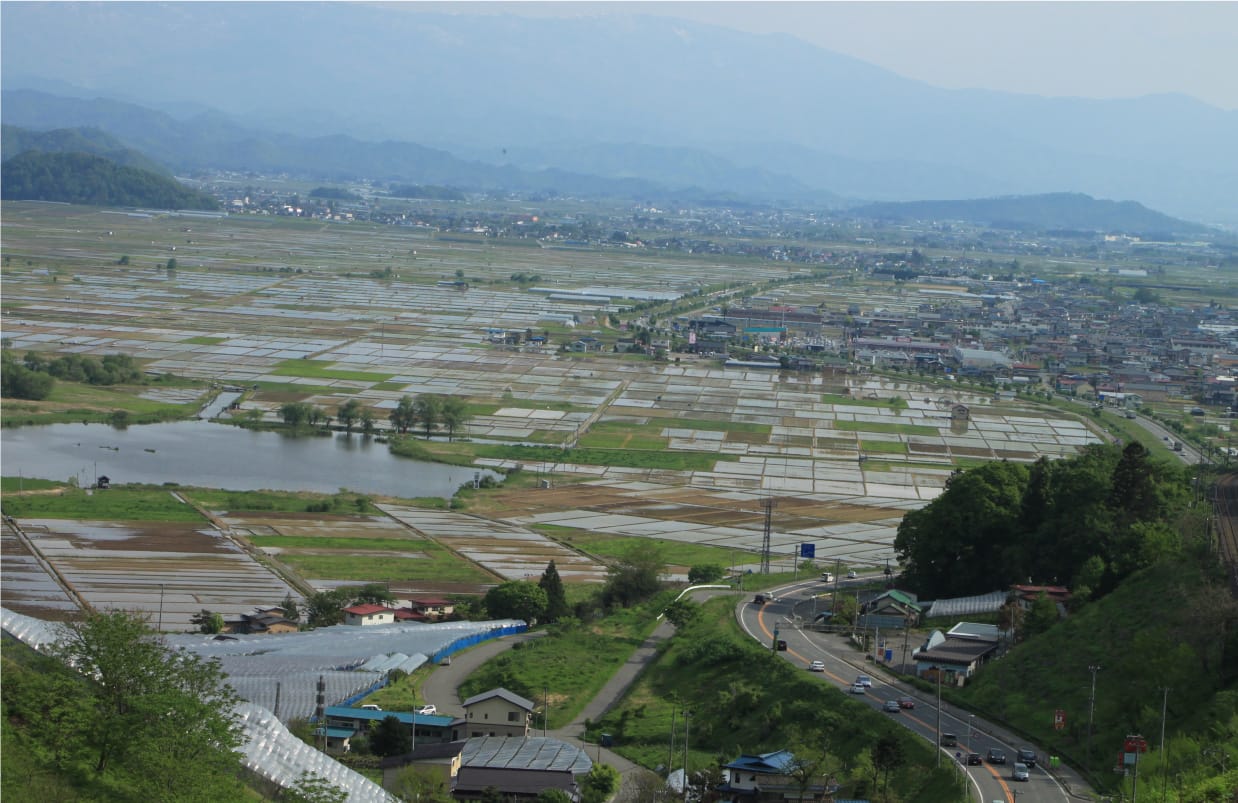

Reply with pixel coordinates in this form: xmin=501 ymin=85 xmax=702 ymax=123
xmin=1173 ymin=441 xmax=1183 ymax=452
xmin=821 ymin=571 xmax=834 ymax=583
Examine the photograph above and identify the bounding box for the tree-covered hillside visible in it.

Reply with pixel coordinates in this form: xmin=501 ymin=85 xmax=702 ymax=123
xmin=2 ymin=124 xmax=170 ymax=176
xmin=0 ymin=150 xmax=217 ymax=209
xmin=895 ymin=443 xmax=1194 ymax=601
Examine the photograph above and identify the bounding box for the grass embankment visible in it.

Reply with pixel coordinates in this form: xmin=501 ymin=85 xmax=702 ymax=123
xmin=269 ymin=359 xmax=395 ymax=384
xmin=0 ymin=476 xmax=64 ymax=492
xmin=389 ymin=436 xmax=734 ymax=472
xmin=955 ymin=554 xmax=1238 ymax=797
xmin=242 ymin=534 xmax=495 ymax=585
xmin=593 ymin=598 xmax=963 ymax=803
xmin=183 ymin=488 xmax=380 ymax=515
xmin=834 ymin=420 xmax=938 ymax=437
xmin=0 ymin=485 xmax=207 ymax=522
xmin=1 ymin=381 xmax=203 ymax=427
xmin=535 ymin=525 xmax=759 ymax=572
xmin=458 ymin=605 xmax=664 ymax=730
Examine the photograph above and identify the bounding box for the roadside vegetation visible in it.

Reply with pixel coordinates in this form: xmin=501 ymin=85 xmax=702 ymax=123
xmin=593 ymin=598 xmax=961 ymax=803
xmin=957 ymin=554 xmax=1238 ymax=799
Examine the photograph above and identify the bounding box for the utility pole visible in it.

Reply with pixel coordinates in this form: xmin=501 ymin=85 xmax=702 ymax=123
xmin=158 ymin=583 xmax=165 ymax=632
xmin=668 ymin=706 xmax=676 ymax=780
xmin=935 ymin=669 xmax=943 ymax=768
xmin=1159 ymin=688 xmax=1170 ymax=803
xmin=759 ymin=497 xmax=775 ymax=575
xmin=1087 ymin=665 xmax=1101 ymax=776
xmin=682 ymin=710 xmax=691 ymax=803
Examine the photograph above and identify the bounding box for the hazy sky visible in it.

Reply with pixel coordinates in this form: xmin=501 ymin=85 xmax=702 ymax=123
xmin=410 ymin=1 xmax=1238 ymax=110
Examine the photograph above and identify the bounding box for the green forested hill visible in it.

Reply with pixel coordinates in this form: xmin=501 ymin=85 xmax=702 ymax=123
xmin=2 ymin=124 xmax=171 ymax=176
xmin=958 ymin=536 xmax=1238 ymax=799
xmin=0 ymin=150 xmax=217 ymax=209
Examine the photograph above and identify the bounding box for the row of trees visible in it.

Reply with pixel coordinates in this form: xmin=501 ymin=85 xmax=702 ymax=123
xmin=483 ymin=547 xmax=668 ymax=626
xmin=388 ymin=393 xmax=469 ymax=440
xmin=2 ymin=350 xmax=147 ymax=400
xmin=894 ymin=442 xmax=1194 ymax=600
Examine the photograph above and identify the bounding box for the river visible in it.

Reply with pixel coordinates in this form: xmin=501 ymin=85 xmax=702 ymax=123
xmin=0 ymin=420 xmax=499 ymax=498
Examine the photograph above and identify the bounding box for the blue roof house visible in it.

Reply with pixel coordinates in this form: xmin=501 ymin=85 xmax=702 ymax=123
xmin=719 ymin=750 xmax=833 ymax=802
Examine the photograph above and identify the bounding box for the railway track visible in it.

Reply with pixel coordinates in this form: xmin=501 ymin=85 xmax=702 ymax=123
xmin=1213 ymin=474 xmax=1238 ymax=597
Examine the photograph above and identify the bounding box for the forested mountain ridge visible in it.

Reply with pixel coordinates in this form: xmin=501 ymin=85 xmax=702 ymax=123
xmin=2 ymin=124 xmax=170 ymax=176
xmin=0 ymin=151 xmax=218 ymax=210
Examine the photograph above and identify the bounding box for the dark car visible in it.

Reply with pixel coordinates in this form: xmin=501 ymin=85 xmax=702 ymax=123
xmin=967 ymin=753 xmax=983 ymax=766
xmin=987 ymin=748 xmax=1007 ymax=764
xmin=897 ymin=696 xmax=916 ymax=709
xmin=1016 ymin=748 xmax=1037 ymax=768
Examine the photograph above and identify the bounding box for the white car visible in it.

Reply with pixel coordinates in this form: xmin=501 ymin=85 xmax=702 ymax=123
xmin=855 ymin=675 xmax=873 ymax=687
xmin=808 ymin=660 xmax=826 ymax=672
xmin=848 ymin=683 xmax=866 ymax=695
xmin=415 ymin=704 xmax=436 ymax=715
xmin=847 ymin=570 xmax=858 ymax=579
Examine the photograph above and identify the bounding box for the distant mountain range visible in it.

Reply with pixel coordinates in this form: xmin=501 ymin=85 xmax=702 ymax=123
xmin=852 ymin=193 xmax=1208 ymax=236
xmin=0 ymin=90 xmax=823 ymax=205
xmin=0 ymin=114 xmax=1209 ymax=236
xmin=2 ymin=3 xmax=1236 ymax=225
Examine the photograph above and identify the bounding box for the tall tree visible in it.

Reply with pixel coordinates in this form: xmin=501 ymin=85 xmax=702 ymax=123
xmin=337 ymin=398 xmax=362 ymax=433
xmin=389 ymin=395 xmax=415 ymax=434
xmin=894 ymin=461 xmax=1029 ymax=598
xmin=439 ymin=395 xmax=470 ymax=441
xmin=412 ymin=394 xmax=444 ymax=439
xmin=538 ymin=560 xmax=570 ymax=622
xmin=49 ymin=610 xmax=242 ymax=797
xmin=370 ymin=715 xmax=412 ymax=757
xmin=601 ymin=544 xmax=665 ymax=608
xmin=484 ymin=581 xmax=549 ymax=623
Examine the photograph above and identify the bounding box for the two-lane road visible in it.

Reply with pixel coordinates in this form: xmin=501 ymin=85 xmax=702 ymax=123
xmin=737 ymin=578 xmax=1086 ymax=803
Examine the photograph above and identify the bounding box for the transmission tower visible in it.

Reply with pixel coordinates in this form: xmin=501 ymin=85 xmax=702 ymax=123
xmin=760 ymin=497 xmax=775 ymax=574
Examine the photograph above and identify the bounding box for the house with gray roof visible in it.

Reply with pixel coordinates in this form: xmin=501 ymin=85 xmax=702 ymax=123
xmin=461 ymin=688 xmax=536 ymax=738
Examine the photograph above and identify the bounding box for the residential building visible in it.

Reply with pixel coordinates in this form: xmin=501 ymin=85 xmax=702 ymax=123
xmin=342 ymin=603 xmax=395 ymax=627
xmin=461 ymin=688 xmax=535 ymax=738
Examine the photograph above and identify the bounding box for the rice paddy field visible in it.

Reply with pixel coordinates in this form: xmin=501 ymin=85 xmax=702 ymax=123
xmin=2 ymin=201 xmax=1110 ymax=620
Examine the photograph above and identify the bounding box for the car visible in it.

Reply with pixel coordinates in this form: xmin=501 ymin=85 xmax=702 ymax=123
xmin=854 ymin=675 xmax=873 ymax=687
xmin=808 ymin=660 xmax=826 ymax=672
xmin=847 ymin=570 xmax=858 ymax=579
xmin=848 ymin=683 xmax=866 ymax=695
xmin=360 ymin=704 xmax=382 ymax=711
xmin=987 ymin=748 xmax=1006 ymax=764
xmin=752 ymin=594 xmax=766 ymax=605
xmin=1016 ymin=748 xmax=1037 ymax=768
xmin=883 ymin=700 xmax=901 ymax=713
xmin=415 ymin=704 xmax=436 ymax=715
xmin=1011 ymin=762 xmax=1030 ymax=781
xmin=967 ymin=753 xmax=983 ymax=766
xmin=897 ymin=696 xmax=916 ymax=709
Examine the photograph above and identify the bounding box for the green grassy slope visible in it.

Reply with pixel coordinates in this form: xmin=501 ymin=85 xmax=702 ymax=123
xmin=957 ymin=553 xmax=1238 ymax=798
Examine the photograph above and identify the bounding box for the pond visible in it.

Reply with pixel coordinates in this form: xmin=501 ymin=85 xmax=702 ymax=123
xmin=0 ymin=421 xmax=499 ymax=498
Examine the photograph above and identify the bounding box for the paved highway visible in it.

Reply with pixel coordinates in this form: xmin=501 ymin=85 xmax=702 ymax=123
xmin=736 ymin=577 xmax=1090 ymax=803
